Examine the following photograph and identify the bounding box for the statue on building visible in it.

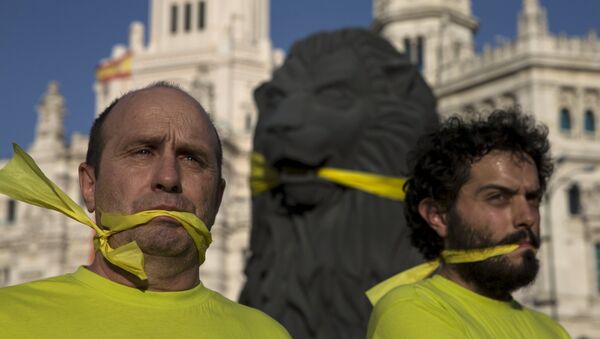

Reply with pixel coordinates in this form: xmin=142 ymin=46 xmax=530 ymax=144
xmin=240 ymin=28 xmax=438 ymax=339
xmin=30 ymin=81 xmax=67 ymax=161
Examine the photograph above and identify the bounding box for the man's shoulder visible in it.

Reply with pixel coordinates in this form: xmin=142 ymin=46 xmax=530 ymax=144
xmin=370 ymin=276 xmax=455 ymax=327
xmin=367 ymin=278 xmax=464 ymax=338
xmin=203 ymin=288 xmax=291 ymax=338
xmin=0 ymin=273 xmax=79 ymax=299
xmin=518 ymin=304 xmax=571 ymax=337
xmin=374 ymin=276 xmax=446 ymax=311
xmin=368 ymin=276 xmax=572 ymax=339
xmin=0 ymin=273 xmax=86 ymax=329
xmin=203 ymin=289 xmax=274 ymax=318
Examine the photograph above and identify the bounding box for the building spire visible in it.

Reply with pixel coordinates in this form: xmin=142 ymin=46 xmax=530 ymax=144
xmin=30 ymin=81 xmax=66 ymax=157
xmin=524 ymin=0 xmax=541 ymax=13
xmin=518 ymin=0 xmax=548 ymax=39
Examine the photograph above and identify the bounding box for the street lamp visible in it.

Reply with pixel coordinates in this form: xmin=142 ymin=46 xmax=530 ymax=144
xmin=540 ymin=161 xmax=595 ymax=321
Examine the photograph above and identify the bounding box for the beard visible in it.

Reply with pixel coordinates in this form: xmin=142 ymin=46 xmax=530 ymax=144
xmin=445 ymin=208 xmax=541 ymax=300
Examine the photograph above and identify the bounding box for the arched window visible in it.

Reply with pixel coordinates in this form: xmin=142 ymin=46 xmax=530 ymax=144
xmin=403 ymin=38 xmax=411 ymax=61
xmin=585 ymin=110 xmax=595 ymax=133
xmin=184 ymin=3 xmax=192 ymax=32
xmin=170 ymin=4 xmax=178 ymax=34
xmin=6 ymin=199 xmax=15 ymax=223
xmin=596 ymin=243 xmax=600 ymax=293
xmin=567 ymin=183 xmax=581 ymax=215
xmin=245 ymin=112 xmax=253 ymax=132
xmin=416 ymin=36 xmax=424 ymax=72
xmin=560 ymin=108 xmax=571 ymax=132
xmin=198 ymin=1 xmax=206 ymax=30
xmin=402 ymin=36 xmax=424 ymax=72
xmin=0 ymin=267 xmax=10 ymax=285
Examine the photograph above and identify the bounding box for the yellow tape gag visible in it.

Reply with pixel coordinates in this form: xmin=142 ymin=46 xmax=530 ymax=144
xmin=366 ymin=244 xmax=521 ymax=305
xmin=0 ymin=144 xmax=212 ymax=281
xmin=250 ymin=152 xmax=406 ymax=201
xmin=96 ymin=210 xmax=212 ymax=280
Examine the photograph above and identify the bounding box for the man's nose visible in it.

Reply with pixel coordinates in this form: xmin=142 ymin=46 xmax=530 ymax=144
xmin=152 ymin=153 xmax=182 ymax=193
xmin=514 ymin=197 xmax=538 ymax=228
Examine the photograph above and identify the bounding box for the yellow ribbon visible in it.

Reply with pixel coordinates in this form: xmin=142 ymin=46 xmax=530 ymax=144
xmin=0 ymin=144 xmax=212 ymax=281
xmin=366 ymin=244 xmax=520 ymax=305
xmin=251 ymin=152 xmax=406 ymax=201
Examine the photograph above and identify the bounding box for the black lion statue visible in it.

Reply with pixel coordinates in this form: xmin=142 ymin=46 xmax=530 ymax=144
xmin=240 ymin=28 xmax=438 ymax=339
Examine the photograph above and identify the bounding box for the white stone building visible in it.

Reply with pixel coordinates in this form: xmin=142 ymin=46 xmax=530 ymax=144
xmin=0 ymin=0 xmax=281 ymax=302
xmin=375 ymin=0 xmax=600 ymax=336
xmin=1 ymin=0 xmax=600 ymax=336
xmin=0 ymin=82 xmax=92 ymax=287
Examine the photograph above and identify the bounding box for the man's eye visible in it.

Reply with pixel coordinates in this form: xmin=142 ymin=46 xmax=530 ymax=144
xmin=133 ymin=148 xmax=152 ymax=156
xmin=528 ymin=195 xmax=542 ymax=206
xmin=182 ymin=155 xmax=205 ymax=167
xmin=488 ymin=194 xmax=507 ymax=202
xmin=184 ymin=155 xmax=198 ymax=162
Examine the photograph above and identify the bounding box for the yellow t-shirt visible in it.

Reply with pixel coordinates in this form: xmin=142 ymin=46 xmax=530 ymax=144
xmin=0 ymin=267 xmax=291 ymax=339
xmin=367 ymin=275 xmax=571 ymax=339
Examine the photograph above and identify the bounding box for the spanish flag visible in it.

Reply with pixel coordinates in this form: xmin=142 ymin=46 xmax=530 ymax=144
xmin=96 ymin=52 xmax=133 ymax=82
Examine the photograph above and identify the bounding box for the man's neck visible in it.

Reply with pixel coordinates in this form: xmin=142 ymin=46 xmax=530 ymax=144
xmin=438 ymin=265 xmax=512 ymax=301
xmin=87 ymin=252 xmax=200 ymax=291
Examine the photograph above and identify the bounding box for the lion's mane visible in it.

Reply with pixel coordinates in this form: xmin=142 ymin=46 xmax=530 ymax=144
xmin=240 ymin=28 xmax=438 ymax=339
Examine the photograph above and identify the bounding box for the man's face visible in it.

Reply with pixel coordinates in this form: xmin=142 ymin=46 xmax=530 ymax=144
xmin=80 ymin=87 xmax=224 ymax=257
xmin=445 ymin=150 xmax=542 ymax=297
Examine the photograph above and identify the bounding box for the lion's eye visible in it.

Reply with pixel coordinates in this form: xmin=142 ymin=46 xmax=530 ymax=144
xmin=266 ymin=88 xmax=286 ymax=111
xmin=316 ymin=84 xmax=353 ymax=109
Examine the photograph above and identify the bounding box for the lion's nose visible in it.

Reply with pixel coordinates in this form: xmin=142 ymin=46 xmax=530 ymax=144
xmin=262 ymin=95 xmax=307 ymax=135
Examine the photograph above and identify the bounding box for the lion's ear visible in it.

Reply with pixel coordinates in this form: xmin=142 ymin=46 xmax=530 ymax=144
xmin=417 ymin=198 xmax=448 ymax=238
xmin=253 ymin=82 xmax=269 ymax=113
xmin=382 ymin=59 xmax=414 ymax=95
xmin=383 ymin=59 xmax=438 ymax=115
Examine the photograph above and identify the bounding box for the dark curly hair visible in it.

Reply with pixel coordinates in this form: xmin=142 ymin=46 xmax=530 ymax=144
xmin=404 ymin=110 xmax=553 ymax=260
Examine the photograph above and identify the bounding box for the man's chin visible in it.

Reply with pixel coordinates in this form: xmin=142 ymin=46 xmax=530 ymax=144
xmin=133 ymin=223 xmax=195 ymax=257
xmin=453 ymin=252 xmax=540 ymax=299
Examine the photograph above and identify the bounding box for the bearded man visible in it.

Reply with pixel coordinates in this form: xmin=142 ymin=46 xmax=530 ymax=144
xmin=367 ymin=110 xmax=570 ymax=338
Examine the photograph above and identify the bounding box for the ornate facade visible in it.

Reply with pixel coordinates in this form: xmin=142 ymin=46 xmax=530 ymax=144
xmin=0 ymin=0 xmax=280 ymax=302
xmin=0 ymin=82 xmax=91 ymax=287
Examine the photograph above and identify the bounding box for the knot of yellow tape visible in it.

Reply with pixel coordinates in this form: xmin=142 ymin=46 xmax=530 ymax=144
xmin=0 ymin=144 xmax=211 ymax=281
xmin=366 ymin=244 xmax=521 ymax=305
xmin=250 ymin=152 xmax=407 ymax=201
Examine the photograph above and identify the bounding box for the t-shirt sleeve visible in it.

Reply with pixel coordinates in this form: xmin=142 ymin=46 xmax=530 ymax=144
xmin=232 ymin=303 xmax=292 ymax=339
xmin=367 ymin=288 xmax=464 ymax=339
xmin=257 ymin=319 xmax=292 ymax=339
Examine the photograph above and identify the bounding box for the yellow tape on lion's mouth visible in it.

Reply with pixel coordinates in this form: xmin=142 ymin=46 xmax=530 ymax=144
xmin=366 ymin=244 xmax=524 ymax=305
xmin=250 ymin=152 xmax=407 ymax=201
xmin=0 ymin=144 xmax=211 ymax=281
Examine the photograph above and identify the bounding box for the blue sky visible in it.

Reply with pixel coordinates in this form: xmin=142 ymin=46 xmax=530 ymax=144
xmin=0 ymin=0 xmax=598 ymax=159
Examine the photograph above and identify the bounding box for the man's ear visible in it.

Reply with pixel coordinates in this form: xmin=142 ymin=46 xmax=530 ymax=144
xmin=206 ymin=178 xmax=226 ymax=229
xmin=418 ymin=198 xmax=448 ymax=238
xmin=79 ymin=163 xmax=96 ymax=213
xmin=214 ymin=178 xmax=226 ymax=215
xmin=218 ymin=178 xmax=226 ymax=203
